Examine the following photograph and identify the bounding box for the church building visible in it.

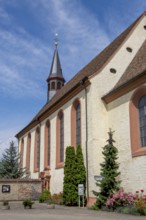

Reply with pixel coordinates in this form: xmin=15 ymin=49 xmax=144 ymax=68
xmin=16 ymin=12 xmax=146 ymax=206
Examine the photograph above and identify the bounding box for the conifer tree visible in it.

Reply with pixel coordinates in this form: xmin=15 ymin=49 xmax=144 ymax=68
xmin=63 ymin=146 xmax=77 ymax=205
xmin=75 ymin=145 xmax=86 ymax=205
xmin=93 ymin=130 xmax=121 ymax=208
xmin=75 ymin=145 xmax=86 ymax=189
xmin=0 ymin=141 xmax=26 ymax=179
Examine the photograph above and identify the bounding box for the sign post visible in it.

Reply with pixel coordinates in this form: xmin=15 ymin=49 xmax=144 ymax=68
xmin=78 ymin=184 xmax=84 ymax=207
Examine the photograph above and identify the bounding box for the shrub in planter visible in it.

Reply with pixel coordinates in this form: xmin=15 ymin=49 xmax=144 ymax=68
xmin=39 ymin=190 xmax=51 ymax=203
xmin=23 ymin=199 xmax=34 ymax=209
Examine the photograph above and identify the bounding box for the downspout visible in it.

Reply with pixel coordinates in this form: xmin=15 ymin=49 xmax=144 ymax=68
xmin=80 ymin=78 xmax=89 ymax=204
xmin=85 ymin=86 xmax=89 ymax=203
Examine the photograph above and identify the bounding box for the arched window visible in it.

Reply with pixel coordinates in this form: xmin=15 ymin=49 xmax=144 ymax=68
xmin=44 ymin=120 xmax=51 ymax=169
xmin=48 ymin=83 xmax=50 ymax=91
xmin=60 ymin=113 xmax=64 ymax=162
xmin=34 ymin=127 xmax=40 ymax=171
xmin=56 ymin=110 xmax=64 ymax=168
xmin=71 ymin=99 xmax=81 ymax=147
xmin=57 ymin=82 xmax=61 ymax=90
xmin=20 ymin=138 xmax=24 ymax=167
xmin=76 ymin=103 xmax=81 ymax=146
xmin=26 ymin=133 xmax=31 ymax=173
xmin=138 ymin=95 xmax=146 ymax=147
xmin=51 ymin=82 xmax=55 ymax=90
xmin=129 ymin=86 xmax=146 ymax=157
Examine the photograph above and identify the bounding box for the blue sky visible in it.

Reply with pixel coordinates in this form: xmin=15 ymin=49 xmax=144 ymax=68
xmin=0 ymin=0 xmax=146 ymax=153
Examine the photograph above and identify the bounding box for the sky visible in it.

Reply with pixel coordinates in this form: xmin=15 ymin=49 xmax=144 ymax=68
xmin=0 ymin=0 xmax=146 ymax=154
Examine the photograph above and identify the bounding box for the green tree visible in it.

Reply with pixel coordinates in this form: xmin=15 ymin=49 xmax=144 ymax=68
xmin=93 ymin=130 xmax=121 ymax=208
xmin=63 ymin=146 xmax=77 ymax=206
xmin=0 ymin=141 xmax=26 ymax=179
xmin=75 ymin=145 xmax=86 ymax=203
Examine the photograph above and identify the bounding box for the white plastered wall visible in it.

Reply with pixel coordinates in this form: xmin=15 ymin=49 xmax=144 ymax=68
xmin=18 ymin=15 xmax=146 ymax=197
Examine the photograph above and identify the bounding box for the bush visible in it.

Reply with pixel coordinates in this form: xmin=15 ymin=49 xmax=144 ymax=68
xmin=3 ymin=200 xmax=9 ymax=206
xmin=23 ymin=199 xmax=34 ymax=208
xmin=134 ymin=190 xmax=146 ymax=215
xmin=106 ymin=189 xmax=136 ymax=210
xmin=105 ymin=189 xmax=146 ymax=216
xmin=52 ymin=192 xmax=63 ymax=205
xmin=39 ymin=190 xmax=51 ymax=203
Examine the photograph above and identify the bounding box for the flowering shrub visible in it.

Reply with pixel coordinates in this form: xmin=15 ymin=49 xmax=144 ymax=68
xmin=135 ymin=189 xmax=146 ymax=215
xmin=106 ymin=189 xmax=136 ymax=210
xmin=52 ymin=192 xmax=63 ymax=205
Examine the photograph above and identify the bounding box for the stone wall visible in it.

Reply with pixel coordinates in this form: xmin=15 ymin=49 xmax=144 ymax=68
xmin=0 ymin=179 xmax=42 ymax=201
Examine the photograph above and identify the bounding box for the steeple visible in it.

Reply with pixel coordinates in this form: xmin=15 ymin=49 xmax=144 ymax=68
xmin=47 ymin=34 xmax=65 ymax=102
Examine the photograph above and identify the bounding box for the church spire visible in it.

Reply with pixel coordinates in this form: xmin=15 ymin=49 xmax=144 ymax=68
xmin=47 ymin=34 xmax=65 ymax=102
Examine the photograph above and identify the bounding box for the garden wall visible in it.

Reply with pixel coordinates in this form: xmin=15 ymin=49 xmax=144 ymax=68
xmin=0 ymin=179 xmax=42 ymax=201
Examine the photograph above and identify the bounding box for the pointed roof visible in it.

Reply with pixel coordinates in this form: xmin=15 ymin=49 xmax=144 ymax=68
xmin=47 ymin=47 xmax=65 ymax=82
xmin=16 ymin=12 xmax=146 ymax=138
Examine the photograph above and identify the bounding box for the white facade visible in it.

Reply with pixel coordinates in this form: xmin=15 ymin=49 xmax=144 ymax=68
xmin=17 ymin=13 xmax=146 ymax=205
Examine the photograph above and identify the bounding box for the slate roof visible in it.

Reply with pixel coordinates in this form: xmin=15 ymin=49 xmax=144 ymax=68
xmin=16 ymin=12 xmax=146 ymax=138
xmin=47 ymin=47 xmax=65 ymax=82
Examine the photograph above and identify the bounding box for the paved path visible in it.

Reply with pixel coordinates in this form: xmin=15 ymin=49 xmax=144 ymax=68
xmin=0 ymin=202 xmax=145 ymax=220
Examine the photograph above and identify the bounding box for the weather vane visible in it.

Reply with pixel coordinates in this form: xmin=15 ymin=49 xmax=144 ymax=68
xmin=54 ymin=33 xmax=58 ymax=47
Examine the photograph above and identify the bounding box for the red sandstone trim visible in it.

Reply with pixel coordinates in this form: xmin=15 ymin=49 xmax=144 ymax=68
xmin=129 ymin=85 xmax=146 ymax=157
xmin=26 ymin=133 xmax=31 ymax=173
xmin=20 ymin=139 xmax=24 ymax=167
xmin=87 ymin=197 xmax=96 ymax=207
xmin=56 ymin=110 xmax=64 ymax=168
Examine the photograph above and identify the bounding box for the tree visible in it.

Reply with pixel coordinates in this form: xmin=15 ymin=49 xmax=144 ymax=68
xmin=93 ymin=129 xmax=121 ymax=208
xmin=0 ymin=141 xmax=26 ymax=179
xmin=75 ymin=145 xmax=86 ymax=204
xmin=63 ymin=146 xmax=78 ymax=206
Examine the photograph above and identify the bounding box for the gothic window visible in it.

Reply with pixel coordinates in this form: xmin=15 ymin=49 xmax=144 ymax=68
xmin=60 ymin=113 xmax=64 ymax=162
xmin=44 ymin=120 xmax=51 ymax=169
xmin=57 ymin=82 xmax=61 ymax=90
xmin=51 ymin=82 xmax=55 ymax=90
xmin=34 ymin=127 xmax=40 ymax=171
xmin=26 ymin=133 xmax=31 ymax=172
xmin=56 ymin=110 xmax=64 ymax=167
xmin=129 ymin=86 xmax=146 ymax=157
xmin=71 ymin=99 xmax=81 ymax=147
xmin=37 ymin=127 xmax=40 ymax=169
xmin=76 ymin=103 xmax=81 ymax=146
xmin=20 ymin=138 xmax=24 ymax=167
xmin=138 ymin=95 xmax=146 ymax=147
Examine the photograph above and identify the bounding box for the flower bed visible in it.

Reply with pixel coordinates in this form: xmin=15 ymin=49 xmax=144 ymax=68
xmin=105 ymin=189 xmax=146 ymax=216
